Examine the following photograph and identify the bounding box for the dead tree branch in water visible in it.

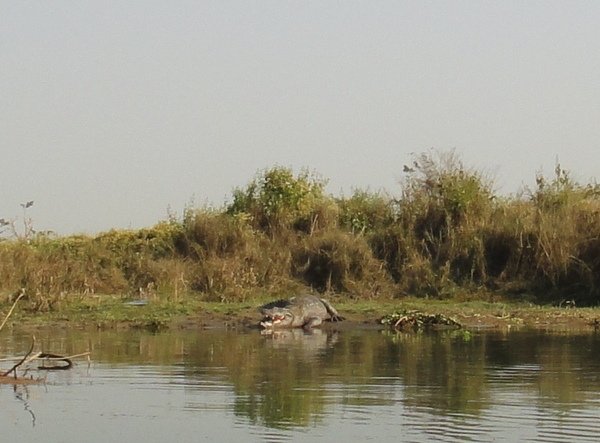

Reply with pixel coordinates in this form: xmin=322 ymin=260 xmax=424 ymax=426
xmin=1 ymin=348 xmax=90 ymax=376
xmin=1 ymin=290 xmax=90 ymax=381
xmin=3 ymin=336 xmax=37 ymax=378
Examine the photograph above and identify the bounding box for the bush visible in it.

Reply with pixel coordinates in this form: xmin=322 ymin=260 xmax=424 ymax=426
xmin=178 ymin=209 xmax=253 ymax=259
xmin=227 ymin=166 xmax=332 ymax=234
xmin=293 ymin=230 xmax=393 ymax=297
xmin=375 ymin=150 xmax=495 ymax=295
xmin=337 ymin=190 xmax=396 ymax=235
xmin=0 ymin=236 xmax=128 ymax=311
xmin=525 ymin=166 xmax=600 ymax=299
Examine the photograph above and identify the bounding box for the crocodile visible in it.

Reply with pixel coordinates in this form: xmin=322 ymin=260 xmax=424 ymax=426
xmin=259 ymin=295 xmax=344 ymax=329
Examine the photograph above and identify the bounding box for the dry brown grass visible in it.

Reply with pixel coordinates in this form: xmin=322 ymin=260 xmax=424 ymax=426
xmin=2 ymin=156 xmax=600 ymax=308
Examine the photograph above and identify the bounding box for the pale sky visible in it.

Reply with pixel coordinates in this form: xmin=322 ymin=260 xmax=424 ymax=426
xmin=2 ymin=1 xmax=600 ymax=235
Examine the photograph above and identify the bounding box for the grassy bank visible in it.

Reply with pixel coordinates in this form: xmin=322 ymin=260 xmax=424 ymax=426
xmin=2 ymin=150 xmax=600 ymax=316
xmin=3 ymin=294 xmax=599 ymax=333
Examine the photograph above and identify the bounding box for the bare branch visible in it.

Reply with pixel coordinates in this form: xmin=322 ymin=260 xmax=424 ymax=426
xmin=0 ymin=289 xmax=25 ymax=332
xmin=3 ymin=336 xmax=36 ymax=377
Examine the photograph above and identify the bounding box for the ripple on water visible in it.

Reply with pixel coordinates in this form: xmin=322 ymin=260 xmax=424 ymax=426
xmin=531 ymin=408 xmax=600 ymax=443
xmin=481 ymin=364 xmax=600 ymax=442
xmin=5 ymin=329 xmax=600 ymax=443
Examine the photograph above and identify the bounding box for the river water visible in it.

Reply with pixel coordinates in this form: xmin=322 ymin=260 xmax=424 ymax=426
xmin=2 ymin=327 xmax=600 ymax=442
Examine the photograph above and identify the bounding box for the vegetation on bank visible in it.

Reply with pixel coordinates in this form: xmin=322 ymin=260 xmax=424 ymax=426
xmin=2 ymin=150 xmax=600 ymax=315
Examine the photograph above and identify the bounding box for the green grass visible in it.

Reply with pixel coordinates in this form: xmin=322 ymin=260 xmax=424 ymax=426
xmin=3 ymin=293 xmax=599 ymax=332
xmin=2 ymin=294 xmax=201 ymax=330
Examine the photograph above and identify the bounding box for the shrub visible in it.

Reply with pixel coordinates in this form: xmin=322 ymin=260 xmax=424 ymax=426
xmin=178 ymin=209 xmax=252 ymax=259
xmin=227 ymin=166 xmax=332 ymax=234
xmin=525 ymin=165 xmax=600 ymax=299
xmin=376 ymin=150 xmax=495 ymax=295
xmin=293 ymin=230 xmax=393 ymax=297
xmin=337 ymin=190 xmax=396 ymax=235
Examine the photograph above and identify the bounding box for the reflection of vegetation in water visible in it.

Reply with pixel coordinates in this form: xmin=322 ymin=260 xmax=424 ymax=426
xmin=381 ymin=331 xmax=489 ymax=414
xmin=504 ymin=335 xmax=600 ymax=410
xmin=185 ymin=330 xmax=492 ymax=424
xmin=187 ymin=330 xmax=600 ymax=427
xmin=11 ymin=328 xmax=600 ymax=429
xmin=537 ymin=337 xmax=584 ymax=406
xmin=181 ymin=330 xmax=333 ymax=428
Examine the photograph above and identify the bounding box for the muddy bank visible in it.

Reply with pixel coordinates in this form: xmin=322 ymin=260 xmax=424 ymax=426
xmin=5 ymin=297 xmax=600 ymax=333
xmin=172 ymin=303 xmax=600 ymax=333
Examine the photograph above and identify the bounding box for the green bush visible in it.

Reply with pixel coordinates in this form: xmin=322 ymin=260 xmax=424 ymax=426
xmin=337 ymin=190 xmax=396 ymax=235
xmin=227 ymin=166 xmax=332 ymax=234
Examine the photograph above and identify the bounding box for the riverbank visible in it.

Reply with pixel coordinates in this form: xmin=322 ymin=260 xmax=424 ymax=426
xmin=3 ymin=294 xmax=599 ymax=333
xmin=4 ymin=155 xmax=600 ymax=313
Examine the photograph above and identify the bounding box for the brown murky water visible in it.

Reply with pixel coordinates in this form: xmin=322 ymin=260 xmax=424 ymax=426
xmin=2 ymin=327 xmax=600 ymax=442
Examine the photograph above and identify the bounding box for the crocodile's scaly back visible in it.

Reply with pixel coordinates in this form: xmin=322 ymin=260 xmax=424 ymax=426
xmin=259 ymin=298 xmax=290 ymax=312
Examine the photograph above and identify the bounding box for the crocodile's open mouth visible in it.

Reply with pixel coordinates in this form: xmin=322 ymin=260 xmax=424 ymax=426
xmin=260 ymin=314 xmax=286 ymax=328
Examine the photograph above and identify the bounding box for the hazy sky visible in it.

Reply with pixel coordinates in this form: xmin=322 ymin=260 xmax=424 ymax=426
xmin=2 ymin=1 xmax=600 ymax=235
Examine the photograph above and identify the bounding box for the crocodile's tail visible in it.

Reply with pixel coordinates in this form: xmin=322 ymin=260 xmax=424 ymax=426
xmin=320 ymin=298 xmax=345 ymax=322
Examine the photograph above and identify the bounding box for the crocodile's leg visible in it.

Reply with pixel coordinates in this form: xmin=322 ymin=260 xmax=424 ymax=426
xmin=303 ymin=317 xmax=323 ymax=329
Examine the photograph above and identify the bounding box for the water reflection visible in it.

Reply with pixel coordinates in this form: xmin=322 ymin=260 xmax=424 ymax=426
xmin=12 ymin=385 xmax=36 ymax=426
xmin=180 ymin=329 xmax=600 ymax=430
xmin=2 ymin=328 xmax=600 ymax=441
